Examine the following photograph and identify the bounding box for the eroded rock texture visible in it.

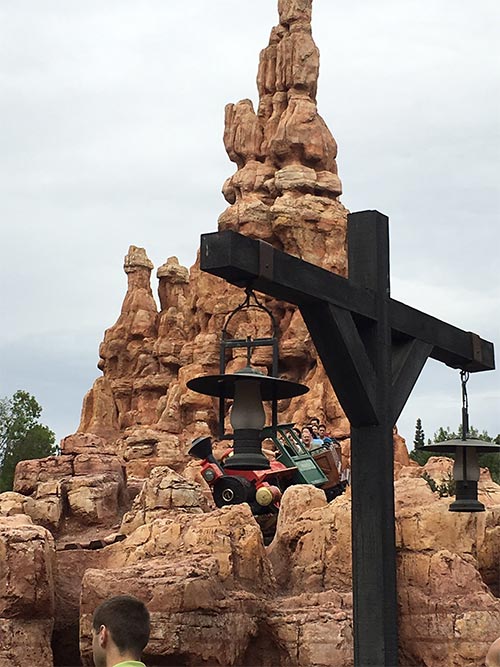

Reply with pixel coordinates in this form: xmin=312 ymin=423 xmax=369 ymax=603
xmin=2 ymin=1 xmax=500 ymax=666
xmin=220 ymin=0 xmax=344 ymax=271
xmin=0 ymin=515 xmax=55 ymax=666
xmin=75 ymin=476 xmax=500 ymax=667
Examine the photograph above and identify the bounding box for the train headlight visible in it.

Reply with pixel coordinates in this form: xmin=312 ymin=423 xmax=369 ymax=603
xmin=255 ymin=486 xmax=274 ymax=506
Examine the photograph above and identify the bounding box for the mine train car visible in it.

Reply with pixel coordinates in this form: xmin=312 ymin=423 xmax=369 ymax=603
xmin=189 ymin=424 xmax=348 ymax=517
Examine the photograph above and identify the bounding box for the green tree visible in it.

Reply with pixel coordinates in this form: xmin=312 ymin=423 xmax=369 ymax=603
xmin=433 ymin=426 xmax=457 ymax=442
xmin=410 ymin=417 xmax=433 ymax=465
xmin=409 ymin=447 xmax=434 ymax=466
xmin=413 ymin=418 xmax=425 ymax=449
xmin=0 ymin=390 xmax=56 ymax=492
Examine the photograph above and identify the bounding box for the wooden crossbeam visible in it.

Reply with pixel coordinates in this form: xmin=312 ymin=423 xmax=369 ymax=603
xmin=391 ymin=337 xmax=434 ymax=424
xmin=200 ymin=228 xmax=494 ymax=374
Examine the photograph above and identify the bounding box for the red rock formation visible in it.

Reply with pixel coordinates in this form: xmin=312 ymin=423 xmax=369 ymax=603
xmin=71 ymin=0 xmax=350 ymax=477
xmin=220 ymin=0 xmax=344 ymax=271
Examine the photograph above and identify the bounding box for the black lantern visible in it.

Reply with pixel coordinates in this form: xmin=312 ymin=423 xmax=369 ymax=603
xmin=187 ymin=288 xmax=308 ymax=470
xmin=418 ymin=371 xmax=500 ymax=512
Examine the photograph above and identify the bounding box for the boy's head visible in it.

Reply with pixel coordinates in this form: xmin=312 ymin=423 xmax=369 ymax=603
xmin=92 ymin=594 xmax=150 ymax=667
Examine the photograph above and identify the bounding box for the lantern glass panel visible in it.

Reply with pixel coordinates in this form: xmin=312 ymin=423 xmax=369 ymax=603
xmin=230 ymin=379 xmax=266 ymax=430
xmin=453 ymin=446 xmax=480 ymax=482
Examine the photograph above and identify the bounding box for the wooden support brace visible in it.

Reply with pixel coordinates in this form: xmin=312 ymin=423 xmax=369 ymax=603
xmin=199 ymin=211 xmax=495 ymax=667
xmin=391 ymin=337 xmax=434 ymax=424
xmin=300 ymin=303 xmax=378 ymax=426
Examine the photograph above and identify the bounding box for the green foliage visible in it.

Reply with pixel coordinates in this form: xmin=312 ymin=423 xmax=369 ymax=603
xmin=0 ymin=390 xmax=56 ymax=492
xmin=479 ymin=452 xmax=500 ymax=484
xmin=409 ymin=417 xmax=432 ymax=464
xmin=421 ymin=471 xmax=437 ymax=492
xmin=433 ymin=425 xmax=456 ymax=442
xmin=437 ymin=473 xmax=456 ymax=498
xmin=433 ymin=424 xmax=497 ymax=443
xmin=409 ymin=447 xmax=433 ymax=466
xmin=421 ymin=471 xmax=456 ymax=497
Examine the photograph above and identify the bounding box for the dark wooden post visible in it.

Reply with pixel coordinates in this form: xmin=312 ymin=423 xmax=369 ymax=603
xmin=348 ymin=211 xmax=397 ymax=666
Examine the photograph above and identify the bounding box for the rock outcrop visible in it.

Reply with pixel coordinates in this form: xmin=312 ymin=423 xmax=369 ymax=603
xmin=0 ymin=515 xmax=55 ymax=666
xmin=78 ymin=478 xmax=500 ymax=667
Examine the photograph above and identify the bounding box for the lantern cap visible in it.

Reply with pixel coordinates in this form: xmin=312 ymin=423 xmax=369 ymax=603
xmin=187 ymin=365 xmax=309 ymax=401
xmin=419 ymin=438 xmax=500 ymax=454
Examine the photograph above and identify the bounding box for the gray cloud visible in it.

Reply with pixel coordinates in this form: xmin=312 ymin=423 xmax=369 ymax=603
xmin=1 ymin=0 xmax=498 ymax=445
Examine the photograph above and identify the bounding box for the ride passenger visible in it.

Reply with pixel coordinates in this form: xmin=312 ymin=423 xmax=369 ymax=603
xmin=300 ymin=426 xmax=314 ymax=450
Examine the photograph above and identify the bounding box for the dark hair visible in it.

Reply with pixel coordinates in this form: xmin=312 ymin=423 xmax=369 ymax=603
xmin=318 ymin=424 xmax=326 ymax=429
xmin=308 ymin=417 xmax=320 ymax=425
xmin=92 ymin=595 xmax=150 ymax=656
xmin=301 ymin=426 xmax=314 ymax=436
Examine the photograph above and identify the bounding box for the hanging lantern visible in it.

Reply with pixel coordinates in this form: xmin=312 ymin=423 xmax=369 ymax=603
xmin=418 ymin=371 xmax=500 ymax=512
xmin=187 ymin=288 xmax=308 ymax=470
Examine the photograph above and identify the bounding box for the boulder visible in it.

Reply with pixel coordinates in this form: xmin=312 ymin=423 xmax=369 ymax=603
xmin=13 ymin=455 xmax=73 ymax=495
xmin=120 ymin=466 xmax=207 ymax=534
xmin=80 ymin=558 xmax=259 ymax=667
xmin=0 ymin=515 xmax=55 ymax=666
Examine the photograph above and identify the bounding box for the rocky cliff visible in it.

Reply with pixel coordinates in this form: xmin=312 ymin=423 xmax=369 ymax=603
xmin=1 ymin=1 xmax=499 ymax=665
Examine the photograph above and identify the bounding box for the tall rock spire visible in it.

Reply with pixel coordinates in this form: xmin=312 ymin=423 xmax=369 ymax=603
xmin=220 ymin=0 xmax=346 ymax=276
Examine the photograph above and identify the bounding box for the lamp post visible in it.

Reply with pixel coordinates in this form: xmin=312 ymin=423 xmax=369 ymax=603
xmin=418 ymin=370 xmax=500 ymax=512
xmin=196 ymin=212 xmax=495 ymax=666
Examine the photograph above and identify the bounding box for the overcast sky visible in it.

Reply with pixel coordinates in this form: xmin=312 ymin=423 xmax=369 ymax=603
xmin=1 ymin=0 xmax=498 ymax=448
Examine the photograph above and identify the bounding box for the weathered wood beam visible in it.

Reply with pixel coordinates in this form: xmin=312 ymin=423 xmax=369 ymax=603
xmin=200 ymin=229 xmax=377 ymax=317
xmin=347 ymin=209 xmax=399 ymax=666
xmin=389 ymin=300 xmax=493 ymax=372
xmin=201 ymin=211 xmax=494 ymax=667
xmin=200 ymin=229 xmax=495 ymax=373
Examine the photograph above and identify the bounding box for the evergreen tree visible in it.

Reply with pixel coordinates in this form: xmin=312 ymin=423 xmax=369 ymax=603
xmin=0 ymin=390 xmax=56 ymax=492
xmin=409 ymin=417 xmax=432 ymax=465
xmin=413 ymin=418 xmax=425 ymax=449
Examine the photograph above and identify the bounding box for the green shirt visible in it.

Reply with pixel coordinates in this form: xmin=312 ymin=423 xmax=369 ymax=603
xmin=113 ymin=662 xmax=146 ymax=667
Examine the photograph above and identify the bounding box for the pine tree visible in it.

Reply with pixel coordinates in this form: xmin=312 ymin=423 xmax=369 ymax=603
xmin=409 ymin=417 xmax=433 ymax=465
xmin=413 ymin=417 xmax=425 ymax=449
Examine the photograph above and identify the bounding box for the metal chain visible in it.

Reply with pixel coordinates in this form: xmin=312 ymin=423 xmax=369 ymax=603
xmin=460 ymin=369 xmax=470 ymax=439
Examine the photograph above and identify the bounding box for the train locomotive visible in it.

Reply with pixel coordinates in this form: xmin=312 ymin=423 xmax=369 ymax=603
xmin=189 ymin=424 xmax=347 ymax=516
